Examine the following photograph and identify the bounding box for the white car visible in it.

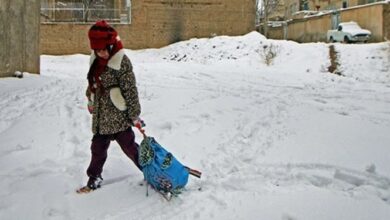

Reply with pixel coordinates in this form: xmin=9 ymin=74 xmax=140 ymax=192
xmin=327 ymin=22 xmax=371 ymax=43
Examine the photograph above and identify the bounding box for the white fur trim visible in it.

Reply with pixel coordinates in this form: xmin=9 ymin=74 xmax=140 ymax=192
xmin=89 ymin=49 xmax=125 ymax=71
xmin=89 ymin=51 xmax=96 ymax=66
xmin=110 ymin=87 xmax=127 ymax=111
xmin=107 ymin=49 xmax=125 ymax=70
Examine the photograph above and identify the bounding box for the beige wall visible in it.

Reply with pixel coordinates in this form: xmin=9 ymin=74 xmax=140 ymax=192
xmin=269 ymin=2 xmax=388 ymax=43
xmin=268 ymin=25 xmax=284 ymax=39
xmin=268 ymin=1 xmax=287 ymax=21
xmin=287 ymin=13 xmax=332 ymax=42
xmin=340 ymin=3 xmax=384 ymax=42
xmin=384 ymin=3 xmax=390 ymax=41
xmin=309 ymin=0 xmax=360 ymax=10
xmin=284 ymin=0 xmax=372 ymax=20
xmin=41 ymin=0 xmax=257 ymax=55
xmin=284 ymin=0 xmax=300 ymax=19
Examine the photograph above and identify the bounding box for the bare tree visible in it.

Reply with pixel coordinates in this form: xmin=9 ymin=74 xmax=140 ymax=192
xmin=259 ymin=0 xmax=280 ymax=37
xmin=82 ymin=0 xmax=95 ymax=22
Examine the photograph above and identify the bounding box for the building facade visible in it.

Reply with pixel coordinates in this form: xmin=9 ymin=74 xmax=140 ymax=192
xmin=270 ymin=0 xmax=385 ymax=20
xmin=40 ymin=0 xmax=257 ymax=55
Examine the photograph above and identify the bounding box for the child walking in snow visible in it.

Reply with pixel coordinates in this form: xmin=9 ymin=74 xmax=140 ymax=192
xmin=78 ymin=20 xmax=144 ymax=193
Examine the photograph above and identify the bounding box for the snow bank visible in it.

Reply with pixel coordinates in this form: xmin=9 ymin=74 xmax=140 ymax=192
xmin=0 ymin=33 xmax=389 ymax=220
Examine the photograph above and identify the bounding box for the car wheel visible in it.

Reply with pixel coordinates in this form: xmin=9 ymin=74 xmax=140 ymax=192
xmin=330 ymin=37 xmax=335 ymax=43
xmin=343 ymin=36 xmax=350 ymax=44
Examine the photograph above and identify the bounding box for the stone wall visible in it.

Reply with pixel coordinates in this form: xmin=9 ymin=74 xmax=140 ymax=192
xmin=0 ymin=0 xmax=40 ymax=77
xmin=41 ymin=0 xmax=257 ymax=55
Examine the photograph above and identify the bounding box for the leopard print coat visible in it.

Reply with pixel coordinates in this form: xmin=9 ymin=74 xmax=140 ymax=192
xmin=86 ymin=49 xmax=141 ymax=135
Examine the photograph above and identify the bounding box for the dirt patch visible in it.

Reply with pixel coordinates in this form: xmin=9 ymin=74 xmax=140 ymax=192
xmin=328 ymin=45 xmax=342 ymax=75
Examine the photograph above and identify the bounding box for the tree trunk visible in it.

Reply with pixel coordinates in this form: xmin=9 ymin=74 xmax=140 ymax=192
xmin=264 ymin=12 xmax=269 ymax=38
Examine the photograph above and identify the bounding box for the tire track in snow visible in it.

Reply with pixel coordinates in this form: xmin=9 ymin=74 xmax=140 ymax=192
xmin=0 ymin=79 xmax=57 ymax=134
xmin=220 ymin=163 xmax=390 ymax=205
xmin=189 ymin=79 xmax=390 ymax=216
xmin=0 ymin=78 xmax=78 ymax=134
xmin=55 ymin=80 xmax=91 ymax=162
xmin=159 ymin=72 xmax=300 ymax=217
xmin=0 ymin=77 xmax=91 ymax=220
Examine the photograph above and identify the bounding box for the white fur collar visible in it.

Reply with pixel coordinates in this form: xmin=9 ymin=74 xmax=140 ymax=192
xmin=89 ymin=49 xmax=125 ymax=71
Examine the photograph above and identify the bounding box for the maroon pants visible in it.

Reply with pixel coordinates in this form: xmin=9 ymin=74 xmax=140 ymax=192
xmin=86 ymin=127 xmax=141 ymax=178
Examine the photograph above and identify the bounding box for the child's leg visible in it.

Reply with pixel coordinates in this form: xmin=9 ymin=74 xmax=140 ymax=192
xmin=86 ymin=134 xmax=111 ymax=178
xmin=115 ymin=127 xmax=141 ymax=169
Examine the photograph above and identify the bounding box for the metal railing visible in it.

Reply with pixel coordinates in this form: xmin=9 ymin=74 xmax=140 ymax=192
xmin=40 ymin=7 xmax=131 ymax=23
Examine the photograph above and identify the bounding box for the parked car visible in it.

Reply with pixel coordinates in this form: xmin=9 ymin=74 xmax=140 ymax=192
xmin=327 ymin=21 xmax=371 ymax=43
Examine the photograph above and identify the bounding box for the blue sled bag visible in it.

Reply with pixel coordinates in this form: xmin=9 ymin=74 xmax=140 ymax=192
xmin=138 ymin=136 xmax=189 ymax=195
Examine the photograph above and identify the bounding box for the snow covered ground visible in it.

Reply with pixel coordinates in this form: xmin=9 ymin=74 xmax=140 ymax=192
xmin=0 ymin=32 xmax=389 ymax=220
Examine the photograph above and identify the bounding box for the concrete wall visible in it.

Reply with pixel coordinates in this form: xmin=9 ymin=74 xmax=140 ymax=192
xmin=41 ymin=0 xmax=257 ymax=55
xmin=287 ymin=14 xmax=332 ymax=42
xmin=384 ymin=3 xmax=390 ymax=41
xmin=268 ymin=2 xmax=389 ymax=43
xmin=267 ymin=26 xmax=284 ymax=40
xmin=0 ymin=0 xmax=40 ymax=77
xmin=340 ymin=3 xmax=384 ymax=42
xmin=283 ymin=0 xmax=362 ymax=20
xmin=308 ymin=0 xmax=361 ymax=11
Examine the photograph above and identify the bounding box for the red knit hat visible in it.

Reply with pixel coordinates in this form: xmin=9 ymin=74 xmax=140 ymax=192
xmin=88 ymin=20 xmax=118 ymax=50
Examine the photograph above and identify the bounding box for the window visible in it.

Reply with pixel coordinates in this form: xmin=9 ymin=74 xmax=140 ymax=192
xmin=303 ymin=3 xmax=309 ymax=10
xmin=40 ymin=0 xmax=132 ymax=23
xmin=342 ymin=1 xmax=348 ymax=8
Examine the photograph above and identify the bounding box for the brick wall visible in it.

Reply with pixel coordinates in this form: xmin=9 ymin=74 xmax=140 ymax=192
xmin=41 ymin=0 xmax=256 ymax=55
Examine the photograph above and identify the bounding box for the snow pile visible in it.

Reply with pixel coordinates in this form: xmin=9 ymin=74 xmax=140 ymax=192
xmin=336 ymin=42 xmax=390 ymax=83
xmin=1 ymin=33 xmax=390 ymax=220
xmin=128 ymin=32 xmax=267 ymax=63
xmin=129 ymin=32 xmax=330 ymax=74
